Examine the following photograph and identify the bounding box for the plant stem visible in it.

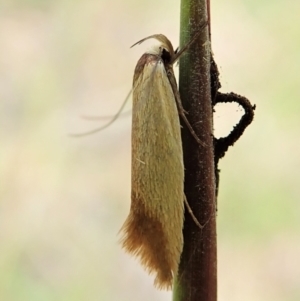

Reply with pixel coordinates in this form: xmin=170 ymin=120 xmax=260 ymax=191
xmin=173 ymin=0 xmax=217 ymax=300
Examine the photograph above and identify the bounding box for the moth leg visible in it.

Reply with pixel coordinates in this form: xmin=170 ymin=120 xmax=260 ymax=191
xmin=183 ymin=195 xmax=203 ymax=229
xmin=167 ymin=70 xmax=206 ymax=147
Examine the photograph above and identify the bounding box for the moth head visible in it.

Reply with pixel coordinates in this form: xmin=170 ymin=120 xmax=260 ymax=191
xmin=131 ymin=34 xmax=175 ymax=63
xmin=160 ymin=47 xmax=172 ymax=64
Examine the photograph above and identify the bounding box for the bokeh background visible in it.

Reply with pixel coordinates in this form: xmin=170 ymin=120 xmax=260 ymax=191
xmin=1 ymin=0 xmax=299 ymax=300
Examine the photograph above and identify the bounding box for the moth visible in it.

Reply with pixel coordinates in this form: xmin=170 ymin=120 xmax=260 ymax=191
xmin=119 ymin=32 xmax=205 ymax=290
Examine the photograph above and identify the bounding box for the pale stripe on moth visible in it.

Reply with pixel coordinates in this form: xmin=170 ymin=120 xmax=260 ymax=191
xmin=120 ymin=29 xmax=206 ymax=290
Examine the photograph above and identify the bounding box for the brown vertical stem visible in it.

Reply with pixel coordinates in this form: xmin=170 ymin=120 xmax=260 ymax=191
xmin=173 ymin=0 xmax=217 ymax=300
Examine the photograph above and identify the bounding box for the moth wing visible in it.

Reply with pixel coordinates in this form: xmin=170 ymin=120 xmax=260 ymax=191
xmin=121 ymin=56 xmax=184 ymax=290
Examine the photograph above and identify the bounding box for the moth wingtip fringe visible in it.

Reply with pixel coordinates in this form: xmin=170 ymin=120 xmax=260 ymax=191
xmin=119 ymin=213 xmax=178 ymax=290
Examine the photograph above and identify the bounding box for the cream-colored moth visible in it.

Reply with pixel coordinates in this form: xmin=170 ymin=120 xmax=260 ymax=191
xmin=120 ymin=32 xmax=205 ymax=290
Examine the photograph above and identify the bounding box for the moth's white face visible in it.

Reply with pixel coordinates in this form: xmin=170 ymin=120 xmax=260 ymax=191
xmin=146 ymin=44 xmax=167 ymax=56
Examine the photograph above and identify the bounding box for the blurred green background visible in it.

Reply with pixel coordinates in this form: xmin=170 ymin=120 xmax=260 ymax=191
xmin=1 ymin=0 xmax=299 ymax=300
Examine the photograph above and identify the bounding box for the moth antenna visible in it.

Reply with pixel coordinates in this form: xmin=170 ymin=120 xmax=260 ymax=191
xmin=80 ymin=109 xmax=131 ymax=121
xmin=69 ymin=90 xmax=131 ymax=137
